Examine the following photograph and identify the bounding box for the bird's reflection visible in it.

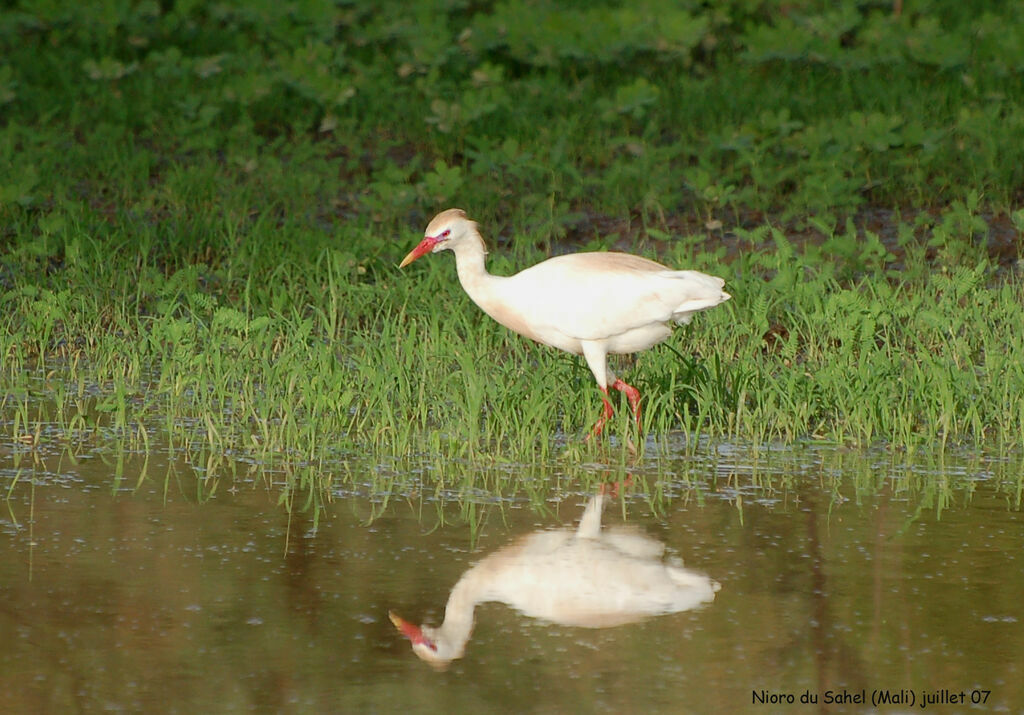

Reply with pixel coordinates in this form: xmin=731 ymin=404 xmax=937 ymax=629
xmin=390 ymin=492 xmax=719 ymax=666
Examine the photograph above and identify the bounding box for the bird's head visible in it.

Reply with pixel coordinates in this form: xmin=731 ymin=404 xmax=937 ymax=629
xmin=399 ymin=208 xmax=476 ymax=268
xmin=388 ymin=610 xmax=461 ymax=669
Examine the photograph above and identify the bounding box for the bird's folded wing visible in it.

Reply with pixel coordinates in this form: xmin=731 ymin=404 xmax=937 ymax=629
xmin=503 ymin=253 xmax=726 ymax=341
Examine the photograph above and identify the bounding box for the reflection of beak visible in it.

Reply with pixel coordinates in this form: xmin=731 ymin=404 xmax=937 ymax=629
xmin=399 ymin=236 xmax=440 ymax=268
xmin=389 ymin=611 xmax=428 ymax=645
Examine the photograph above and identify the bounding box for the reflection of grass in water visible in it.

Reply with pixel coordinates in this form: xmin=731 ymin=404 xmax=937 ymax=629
xmin=3 ymin=443 xmax=1019 ymax=543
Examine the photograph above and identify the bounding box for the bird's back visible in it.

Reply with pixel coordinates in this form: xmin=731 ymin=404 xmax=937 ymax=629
xmin=477 ymin=529 xmax=717 ymax=627
xmin=498 ymin=252 xmax=730 ymax=343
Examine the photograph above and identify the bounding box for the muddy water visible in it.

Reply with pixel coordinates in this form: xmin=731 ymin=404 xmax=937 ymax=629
xmin=1 ymin=445 xmax=1023 ymax=713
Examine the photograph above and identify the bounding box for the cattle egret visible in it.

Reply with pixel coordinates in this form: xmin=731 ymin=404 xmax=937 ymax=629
xmin=400 ymin=209 xmax=730 ymax=434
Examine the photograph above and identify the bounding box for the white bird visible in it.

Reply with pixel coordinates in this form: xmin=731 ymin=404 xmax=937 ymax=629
xmin=399 ymin=209 xmax=731 ymax=434
xmin=389 ymin=492 xmax=720 ymax=667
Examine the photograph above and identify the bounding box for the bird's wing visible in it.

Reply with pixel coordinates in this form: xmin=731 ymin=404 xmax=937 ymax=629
xmin=503 ymin=253 xmax=726 ymax=341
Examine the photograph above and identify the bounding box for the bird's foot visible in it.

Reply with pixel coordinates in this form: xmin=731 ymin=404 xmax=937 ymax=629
xmin=586 ymin=388 xmax=616 ymax=440
xmin=611 ymin=378 xmax=642 ymax=430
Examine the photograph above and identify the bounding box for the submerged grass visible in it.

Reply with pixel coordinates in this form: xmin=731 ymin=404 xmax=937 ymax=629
xmin=2 ymin=1 xmax=1024 ymax=506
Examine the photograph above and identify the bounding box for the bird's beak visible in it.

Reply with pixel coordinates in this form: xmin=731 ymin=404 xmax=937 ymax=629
xmin=399 ymin=236 xmax=439 ymax=268
xmin=389 ymin=611 xmax=429 ymax=645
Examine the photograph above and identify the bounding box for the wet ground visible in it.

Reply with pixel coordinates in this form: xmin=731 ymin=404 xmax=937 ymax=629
xmin=2 ymin=443 xmax=1022 ymax=713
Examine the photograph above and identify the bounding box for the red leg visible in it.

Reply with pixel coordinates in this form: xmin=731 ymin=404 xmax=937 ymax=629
xmin=611 ymin=378 xmax=642 ymax=430
xmin=588 ymin=386 xmax=615 ymax=438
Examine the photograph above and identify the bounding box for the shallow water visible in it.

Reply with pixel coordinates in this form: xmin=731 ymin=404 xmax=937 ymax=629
xmin=2 ymin=444 xmax=1023 ymax=713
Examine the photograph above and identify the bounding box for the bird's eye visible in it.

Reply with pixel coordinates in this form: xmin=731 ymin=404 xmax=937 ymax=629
xmin=440 ymin=229 xmax=451 ymax=239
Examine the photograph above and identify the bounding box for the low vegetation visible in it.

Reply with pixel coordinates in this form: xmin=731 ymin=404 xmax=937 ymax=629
xmin=2 ymin=1 xmax=1022 ymax=496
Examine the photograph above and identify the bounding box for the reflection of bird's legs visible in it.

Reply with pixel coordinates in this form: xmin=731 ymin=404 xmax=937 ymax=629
xmin=599 ymin=474 xmax=635 ymax=499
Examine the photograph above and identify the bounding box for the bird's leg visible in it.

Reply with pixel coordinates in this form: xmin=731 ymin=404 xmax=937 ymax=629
xmin=611 ymin=378 xmax=642 ymax=430
xmin=588 ymin=387 xmax=616 ymax=438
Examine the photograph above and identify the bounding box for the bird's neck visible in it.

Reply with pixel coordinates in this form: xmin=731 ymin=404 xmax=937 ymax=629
xmin=433 ymin=562 xmax=495 ymax=658
xmin=450 ymin=230 xmax=500 ymax=308
xmin=449 ymin=229 xmax=533 ymax=337
xmin=575 ymin=494 xmax=605 ymax=539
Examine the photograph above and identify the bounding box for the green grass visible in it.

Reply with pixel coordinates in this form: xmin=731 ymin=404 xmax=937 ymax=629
xmin=2 ymin=0 xmax=1024 ymax=502
xmin=3 ymin=219 xmax=1021 ymax=462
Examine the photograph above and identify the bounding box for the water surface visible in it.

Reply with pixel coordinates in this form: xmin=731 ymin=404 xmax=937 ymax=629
xmin=2 ymin=444 xmax=1022 ymax=712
